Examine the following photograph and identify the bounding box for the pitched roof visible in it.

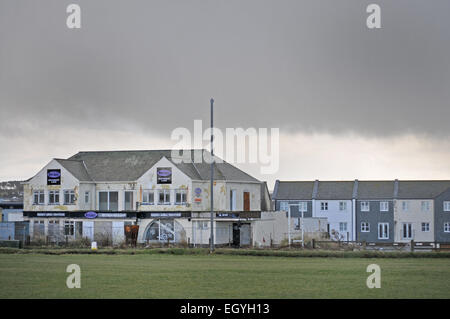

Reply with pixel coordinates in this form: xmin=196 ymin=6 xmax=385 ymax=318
xmin=272 ymin=181 xmax=314 ymax=200
xmin=315 ymin=181 xmax=354 ymax=200
xmin=55 ymin=159 xmax=93 ymax=182
xmin=356 ymin=181 xmax=395 ymax=199
xmin=397 ymin=181 xmax=450 ymax=199
xmin=273 ymin=180 xmax=450 ymax=201
xmin=65 ymin=150 xmax=260 ymax=183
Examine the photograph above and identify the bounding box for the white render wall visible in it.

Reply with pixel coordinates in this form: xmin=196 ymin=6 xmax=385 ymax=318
xmin=252 ymin=212 xmax=328 ymax=247
xmin=394 ymin=199 xmax=434 ymax=242
xmin=313 ymin=200 xmax=353 ymax=241
xmin=23 ymin=159 xmax=82 ymax=212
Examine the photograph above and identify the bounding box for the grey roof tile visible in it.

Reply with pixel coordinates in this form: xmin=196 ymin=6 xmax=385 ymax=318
xmin=397 ymin=181 xmax=450 ymax=199
xmin=356 ymin=181 xmax=395 ymax=199
xmin=272 ymin=181 xmax=314 ymax=200
xmin=66 ymin=149 xmax=260 ymax=183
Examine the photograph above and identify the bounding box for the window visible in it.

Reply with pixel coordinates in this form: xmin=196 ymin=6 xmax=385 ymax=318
xmin=339 ymin=222 xmax=347 ymax=232
xmin=124 ymin=191 xmax=133 ymax=210
xmin=421 ymin=201 xmax=430 ymax=212
xmin=197 ymin=221 xmax=208 ymax=230
xmin=48 ymin=220 xmax=60 ymax=239
xmin=84 ymin=191 xmax=90 ymax=204
xmin=64 ymin=221 xmax=75 ymax=236
xmin=378 ymin=223 xmax=389 ymax=239
xmin=361 ymin=222 xmax=370 ymax=232
xmin=421 ymin=223 xmax=430 ymax=232
xmin=142 ymin=190 xmax=154 ymax=204
xmin=361 ymin=201 xmax=370 ymax=212
xmin=33 ymin=191 xmax=45 ymax=205
xmin=64 ymin=190 xmax=76 ymax=205
xmin=402 ymin=223 xmax=412 ymax=239
xmin=299 ymin=201 xmax=308 ymax=212
xmin=99 ymin=191 xmax=119 ymax=211
xmin=402 ymin=201 xmax=409 ymax=211
xmin=175 ymin=189 xmax=187 ymax=205
xmin=33 ymin=220 xmax=45 ymax=236
xmin=230 ymin=190 xmax=237 ymax=211
xmin=320 ymin=202 xmax=328 ymax=211
xmin=48 ymin=190 xmax=60 ymax=205
xmin=158 ymin=189 xmax=171 ymax=205
xmin=279 ymin=201 xmax=289 ymax=212
xmin=145 ymin=219 xmax=175 ymax=242
xmin=380 ymin=201 xmax=389 ymax=212
xmin=339 ymin=201 xmax=347 ymax=211
xmin=444 ymin=201 xmax=450 ymax=212
xmin=444 ymin=223 xmax=450 ymax=233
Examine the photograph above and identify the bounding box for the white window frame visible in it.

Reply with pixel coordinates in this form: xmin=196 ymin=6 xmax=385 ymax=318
xmin=339 ymin=222 xmax=347 ymax=232
xmin=402 ymin=201 xmax=409 ymax=212
xmin=444 ymin=201 xmax=450 ymax=212
xmin=380 ymin=201 xmax=389 ymax=212
xmin=64 ymin=190 xmax=76 ymax=205
xmin=402 ymin=223 xmax=413 ymax=239
xmin=320 ymin=202 xmax=328 ymax=211
xmin=339 ymin=201 xmax=347 ymax=211
xmin=48 ymin=190 xmax=60 ymax=205
xmin=98 ymin=191 xmax=119 ymax=211
xmin=64 ymin=220 xmax=75 ymax=236
xmin=142 ymin=190 xmax=155 ymax=205
xmin=421 ymin=201 xmax=430 ymax=212
xmin=421 ymin=222 xmax=430 ymax=232
xmin=230 ymin=190 xmax=237 ymax=211
xmin=158 ymin=189 xmax=171 ymax=205
xmin=279 ymin=201 xmax=289 ymax=212
xmin=175 ymin=189 xmax=187 ymax=205
xmin=361 ymin=222 xmax=370 ymax=232
xmin=444 ymin=223 xmax=450 ymax=233
xmin=361 ymin=201 xmax=370 ymax=212
xmin=299 ymin=201 xmax=308 ymax=212
xmin=84 ymin=191 xmax=90 ymax=204
xmin=378 ymin=223 xmax=389 ymax=240
xmin=33 ymin=190 xmax=45 ymax=205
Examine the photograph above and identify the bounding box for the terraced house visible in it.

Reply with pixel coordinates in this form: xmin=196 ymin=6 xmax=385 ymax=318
xmin=394 ymin=181 xmax=450 ymax=243
xmin=23 ymin=150 xmax=270 ymax=247
xmin=356 ymin=181 xmax=395 ymax=243
xmin=273 ymin=180 xmax=355 ymax=241
xmin=273 ymin=179 xmax=450 ymax=243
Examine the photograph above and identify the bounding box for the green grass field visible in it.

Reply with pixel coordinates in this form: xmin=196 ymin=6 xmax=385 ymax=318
xmin=0 ymin=253 xmax=449 ymax=298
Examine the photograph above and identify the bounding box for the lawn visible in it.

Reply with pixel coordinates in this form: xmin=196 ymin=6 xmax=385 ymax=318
xmin=0 ymin=253 xmax=449 ymax=298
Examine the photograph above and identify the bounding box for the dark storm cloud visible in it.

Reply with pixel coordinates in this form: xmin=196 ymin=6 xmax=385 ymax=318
xmin=1 ymin=0 xmax=449 ymax=137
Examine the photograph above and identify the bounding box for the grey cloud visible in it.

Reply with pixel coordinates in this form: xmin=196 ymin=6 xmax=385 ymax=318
xmin=1 ymin=0 xmax=449 ymax=138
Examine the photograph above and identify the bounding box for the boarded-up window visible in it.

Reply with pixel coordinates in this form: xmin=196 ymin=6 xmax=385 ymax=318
xmin=243 ymin=192 xmax=250 ymax=211
xmin=94 ymin=221 xmax=112 ymax=245
xmin=33 ymin=220 xmax=45 ymax=237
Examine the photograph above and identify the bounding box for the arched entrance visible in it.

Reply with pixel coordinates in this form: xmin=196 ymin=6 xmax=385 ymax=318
xmin=144 ymin=219 xmax=185 ymax=243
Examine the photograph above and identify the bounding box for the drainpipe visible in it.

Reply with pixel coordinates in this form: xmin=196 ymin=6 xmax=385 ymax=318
xmin=393 ymin=179 xmax=399 ymax=242
xmin=352 ymin=179 xmax=359 ymax=241
xmin=312 ymin=180 xmax=319 ymax=217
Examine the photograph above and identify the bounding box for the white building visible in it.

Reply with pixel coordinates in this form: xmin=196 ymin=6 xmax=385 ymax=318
xmin=23 ymin=150 xmax=270 ymax=247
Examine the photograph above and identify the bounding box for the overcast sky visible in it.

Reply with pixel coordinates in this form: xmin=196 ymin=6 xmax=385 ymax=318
xmin=1 ymin=0 xmax=449 ymax=189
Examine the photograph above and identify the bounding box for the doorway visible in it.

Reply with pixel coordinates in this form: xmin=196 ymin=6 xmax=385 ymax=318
xmin=232 ymin=223 xmax=240 ymax=246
